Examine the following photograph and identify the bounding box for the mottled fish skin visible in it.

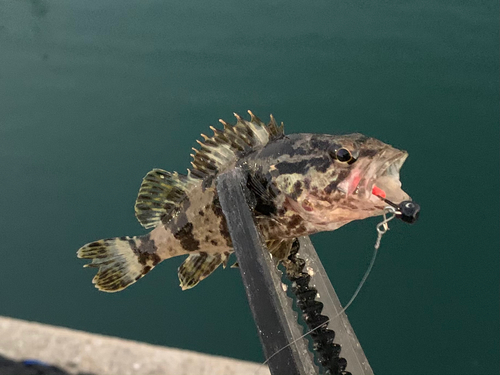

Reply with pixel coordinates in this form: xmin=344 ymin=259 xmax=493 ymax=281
xmin=242 ymin=133 xmax=410 ymax=240
xmin=147 ymin=186 xmax=233 ymax=258
xmin=78 ymin=111 xmax=411 ymax=291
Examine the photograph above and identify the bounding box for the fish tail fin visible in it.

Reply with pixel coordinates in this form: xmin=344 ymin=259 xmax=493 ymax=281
xmin=77 ymin=235 xmax=162 ymax=292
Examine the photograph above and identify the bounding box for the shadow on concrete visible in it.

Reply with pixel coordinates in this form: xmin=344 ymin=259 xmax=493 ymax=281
xmin=0 ymin=354 xmax=92 ymax=375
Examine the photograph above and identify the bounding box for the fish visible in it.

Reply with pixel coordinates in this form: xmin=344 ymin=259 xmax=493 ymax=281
xmin=77 ymin=111 xmax=411 ymax=292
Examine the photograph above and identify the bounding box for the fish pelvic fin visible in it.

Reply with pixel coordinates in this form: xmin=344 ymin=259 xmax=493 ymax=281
xmin=77 ymin=235 xmax=162 ymax=292
xmin=266 ymin=238 xmax=296 ymax=261
xmin=178 ymin=252 xmax=230 ymax=290
xmin=135 ymin=169 xmax=193 ymax=229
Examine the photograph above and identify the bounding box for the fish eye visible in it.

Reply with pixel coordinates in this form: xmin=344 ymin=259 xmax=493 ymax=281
xmin=328 ymin=144 xmax=357 ymax=164
xmin=336 ymin=148 xmax=352 ymax=162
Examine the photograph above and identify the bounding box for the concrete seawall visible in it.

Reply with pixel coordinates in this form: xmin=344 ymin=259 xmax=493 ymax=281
xmin=0 ymin=316 xmax=269 ymax=375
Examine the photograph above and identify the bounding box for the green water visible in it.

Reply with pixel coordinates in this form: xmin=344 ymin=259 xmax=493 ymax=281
xmin=0 ymin=1 xmax=498 ymax=374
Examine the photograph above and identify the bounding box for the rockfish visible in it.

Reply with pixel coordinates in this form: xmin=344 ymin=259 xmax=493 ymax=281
xmin=77 ymin=112 xmax=411 ymax=291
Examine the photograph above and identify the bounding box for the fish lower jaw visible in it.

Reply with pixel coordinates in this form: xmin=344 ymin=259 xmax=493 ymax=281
xmin=304 ymin=219 xmax=350 ymax=232
xmin=370 ymin=175 xmax=410 ymax=204
xmin=364 ymin=154 xmax=410 ymax=204
xmin=335 ymin=175 xmax=409 ymax=207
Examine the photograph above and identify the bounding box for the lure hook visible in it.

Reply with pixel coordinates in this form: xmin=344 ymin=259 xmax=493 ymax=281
xmin=380 ymin=197 xmax=420 ymax=224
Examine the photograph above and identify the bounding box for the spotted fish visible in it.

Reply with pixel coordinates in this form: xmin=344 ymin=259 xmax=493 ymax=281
xmin=77 ymin=111 xmax=411 ymax=291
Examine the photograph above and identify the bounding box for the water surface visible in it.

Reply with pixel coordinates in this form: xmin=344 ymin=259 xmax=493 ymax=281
xmin=0 ymin=1 xmax=498 ymax=374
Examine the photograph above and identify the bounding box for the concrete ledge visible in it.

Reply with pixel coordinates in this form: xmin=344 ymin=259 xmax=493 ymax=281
xmin=0 ymin=316 xmax=269 ymax=375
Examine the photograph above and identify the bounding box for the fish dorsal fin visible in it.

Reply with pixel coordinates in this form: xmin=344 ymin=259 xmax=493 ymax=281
xmin=189 ymin=111 xmax=285 ymax=180
xmin=134 ymin=169 xmax=193 ymax=229
xmin=178 ymin=252 xmax=228 ymax=290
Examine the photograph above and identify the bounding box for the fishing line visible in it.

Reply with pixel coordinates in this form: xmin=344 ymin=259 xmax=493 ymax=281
xmin=256 ymin=206 xmax=397 ymax=374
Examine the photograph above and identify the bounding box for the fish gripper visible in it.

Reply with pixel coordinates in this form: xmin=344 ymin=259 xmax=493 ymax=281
xmin=284 ymin=239 xmax=352 ymax=375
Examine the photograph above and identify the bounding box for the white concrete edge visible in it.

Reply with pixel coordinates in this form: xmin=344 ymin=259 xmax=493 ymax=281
xmin=0 ymin=316 xmax=270 ymax=375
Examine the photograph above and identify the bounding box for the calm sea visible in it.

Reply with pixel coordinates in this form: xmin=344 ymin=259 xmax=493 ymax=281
xmin=0 ymin=1 xmax=498 ymax=374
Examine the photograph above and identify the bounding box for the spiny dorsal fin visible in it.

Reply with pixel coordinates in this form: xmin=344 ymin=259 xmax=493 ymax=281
xmin=178 ymin=252 xmax=227 ymax=290
xmin=189 ymin=111 xmax=285 ymax=180
xmin=135 ymin=169 xmax=193 ymax=229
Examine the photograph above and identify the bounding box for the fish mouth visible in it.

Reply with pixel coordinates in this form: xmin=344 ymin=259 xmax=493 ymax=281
xmin=367 ymin=151 xmax=410 ymax=204
xmin=338 ymin=149 xmax=410 ymax=205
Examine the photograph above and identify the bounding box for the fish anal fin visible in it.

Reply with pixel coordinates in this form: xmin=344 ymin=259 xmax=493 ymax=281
xmin=178 ymin=252 xmax=223 ymax=290
xmin=135 ymin=169 xmax=192 ymax=229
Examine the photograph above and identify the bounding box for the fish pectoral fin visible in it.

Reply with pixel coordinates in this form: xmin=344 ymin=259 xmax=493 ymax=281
xmin=135 ymin=169 xmax=192 ymax=229
xmin=245 ymin=170 xmax=279 ymax=216
xmin=178 ymin=252 xmax=223 ymax=290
